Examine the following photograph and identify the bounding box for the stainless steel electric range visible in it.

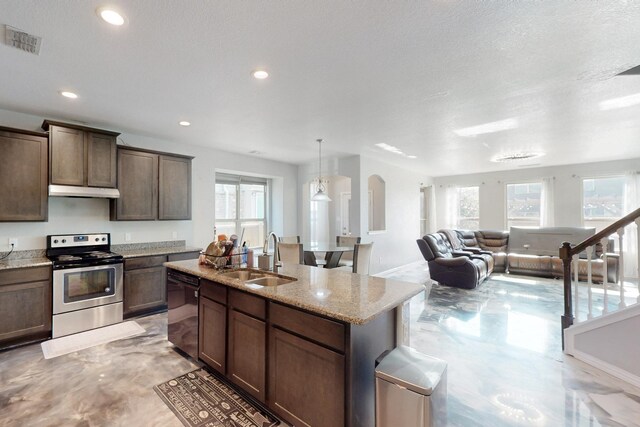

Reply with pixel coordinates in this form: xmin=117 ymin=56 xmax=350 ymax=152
xmin=46 ymin=233 xmax=124 ymax=338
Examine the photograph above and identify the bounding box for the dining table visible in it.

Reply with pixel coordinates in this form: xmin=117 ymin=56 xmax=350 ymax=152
xmin=302 ymin=242 xmax=354 ymax=269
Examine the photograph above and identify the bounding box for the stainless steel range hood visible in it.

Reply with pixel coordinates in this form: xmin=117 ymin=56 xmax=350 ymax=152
xmin=48 ymin=185 xmax=120 ymax=199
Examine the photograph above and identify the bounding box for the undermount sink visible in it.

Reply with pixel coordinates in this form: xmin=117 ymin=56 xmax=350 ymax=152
xmin=244 ymin=276 xmax=297 ymax=287
xmin=218 ymin=269 xmax=297 ymax=287
xmin=219 ymin=270 xmax=267 ymax=281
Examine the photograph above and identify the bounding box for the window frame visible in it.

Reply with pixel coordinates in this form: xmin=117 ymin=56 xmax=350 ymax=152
xmin=215 ymin=173 xmax=270 ymax=249
xmin=505 ymin=181 xmax=542 ymax=229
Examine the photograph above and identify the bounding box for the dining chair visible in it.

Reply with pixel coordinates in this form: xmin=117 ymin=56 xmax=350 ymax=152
xmin=337 ymin=242 xmax=373 ymax=275
xmin=279 ymin=236 xmax=300 ymax=243
xmin=352 ymin=242 xmax=373 ymax=274
xmin=277 ymin=242 xmax=303 ymax=264
xmin=334 ymin=236 xmax=361 ymax=267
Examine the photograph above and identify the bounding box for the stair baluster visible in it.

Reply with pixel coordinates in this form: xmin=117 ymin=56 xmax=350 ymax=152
xmin=601 ymin=237 xmax=609 ymax=315
xmin=636 ymin=218 xmax=640 ymax=304
xmin=617 ymin=227 xmax=626 ymax=309
xmin=573 ymin=257 xmax=579 ymax=322
xmin=586 ymin=245 xmax=593 ymax=320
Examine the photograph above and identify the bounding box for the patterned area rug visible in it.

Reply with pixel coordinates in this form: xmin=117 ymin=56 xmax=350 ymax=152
xmin=154 ymin=369 xmax=280 ymax=427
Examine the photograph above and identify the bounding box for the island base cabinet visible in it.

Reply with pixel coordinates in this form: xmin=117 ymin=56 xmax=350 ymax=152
xmin=199 ymin=296 xmax=227 ymax=374
xmin=268 ymin=327 xmax=345 ymax=427
xmin=228 ymin=310 xmax=266 ymax=402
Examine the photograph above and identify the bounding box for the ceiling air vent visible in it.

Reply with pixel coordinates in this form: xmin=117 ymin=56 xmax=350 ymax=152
xmin=491 ymin=152 xmax=545 ymax=163
xmin=617 ymin=64 xmax=640 ymax=76
xmin=4 ymin=25 xmax=42 ymax=55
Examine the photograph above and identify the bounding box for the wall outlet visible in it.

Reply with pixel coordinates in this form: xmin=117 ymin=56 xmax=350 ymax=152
xmin=172 ymin=231 xmax=178 ymax=239
xmin=378 ymin=256 xmax=382 ymax=264
xmin=9 ymin=238 xmax=18 ymax=248
xmin=125 ymin=233 xmax=131 ymax=242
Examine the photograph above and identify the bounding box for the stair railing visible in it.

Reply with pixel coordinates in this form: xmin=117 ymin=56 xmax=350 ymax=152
xmin=560 ymin=207 xmax=640 ymax=349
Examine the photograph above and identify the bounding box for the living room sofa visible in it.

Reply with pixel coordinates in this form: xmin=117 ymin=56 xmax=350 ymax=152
xmin=416 ymin=232 xmax=490 ymax=289
xmin=418 ymin=227 xmax=619 ymax=289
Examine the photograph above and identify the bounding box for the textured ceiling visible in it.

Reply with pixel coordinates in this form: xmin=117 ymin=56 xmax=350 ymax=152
xmin=1 ymin=1 xmax=639 ymax=176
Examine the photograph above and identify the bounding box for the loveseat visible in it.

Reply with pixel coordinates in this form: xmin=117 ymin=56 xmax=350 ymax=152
xmin=418 ymin=227 xmax=619 ymax=289
xmin=416 ymin=232 xmax=490 ymax=289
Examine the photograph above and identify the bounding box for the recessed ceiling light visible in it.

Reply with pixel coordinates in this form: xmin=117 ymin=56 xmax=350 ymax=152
xmin=454 ymin=118 xmax=519 ymax=137
xmin=252 ymin=70 xmax=269 ymax=80
xmin=491 ymin=152 xmax=545 ymax=163
xmin=599 ymin=93 xmax=640 ymax=111
xmin=97 ymin=7 xmax=125 ymax=26
xmin=179 ymin=121 xmax=191 ymax=127
xmin=60 ymin=91 xmax=78 ymax=99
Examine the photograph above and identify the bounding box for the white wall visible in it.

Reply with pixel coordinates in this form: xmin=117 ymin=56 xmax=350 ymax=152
xmin=0 ymin=109 xmax=298 ymax=251
xmin=359 ymin=156 xmax=432 ymax=274
xmin=433 ymin=158 xmax=640 ymax=231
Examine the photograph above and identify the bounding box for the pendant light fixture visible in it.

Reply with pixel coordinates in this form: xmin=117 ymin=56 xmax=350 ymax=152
xmin=311 ymin=138 xmax=331 ymax=202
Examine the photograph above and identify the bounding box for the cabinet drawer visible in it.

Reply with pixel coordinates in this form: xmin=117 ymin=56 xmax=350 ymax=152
xmin=200 ymin=279 xmax=227 ymax=305
xmin=0 ymin=266 xmax=51 ymax=286
xmin=125 ymin=255 xmax=167 ymax=270
xmin=229 ymin=289 xmax=265 ymax=320
xmin=270 ymin=302 xmax=345 ymax=353
xmin=167 ymin=251 xmax=200 ymax=262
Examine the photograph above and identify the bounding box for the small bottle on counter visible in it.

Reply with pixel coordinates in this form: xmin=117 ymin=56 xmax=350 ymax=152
xmin=247 ymin=248 xmax=254 ymax=268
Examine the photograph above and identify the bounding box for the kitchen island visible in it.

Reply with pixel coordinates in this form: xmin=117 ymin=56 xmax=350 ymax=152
xmin=164 ymin=259 xmax=424 ymax=427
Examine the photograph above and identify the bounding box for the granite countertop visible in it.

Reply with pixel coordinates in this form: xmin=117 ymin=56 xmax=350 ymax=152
xmin=115 ymin=246 xmax=202 ymax=259
xmin=164 ymin=259 xmax=424 ymax=325
xmin=0 ymin=257 xmax=52 ymax=270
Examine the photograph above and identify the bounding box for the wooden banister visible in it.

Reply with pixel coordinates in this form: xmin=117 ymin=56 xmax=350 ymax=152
xmin=559 ymin=206 xmax=640 ymax=349
xmin=561 ymin=207 xmax=640 ymax=259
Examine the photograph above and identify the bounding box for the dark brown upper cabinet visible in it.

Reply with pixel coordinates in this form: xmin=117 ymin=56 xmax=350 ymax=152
xmin=42 ymin=120 xmax=118 ymax=188
xmin=0 ymin=127 xmax=48 ymax=222
xmin=111 ymin=147 xmax=193 ymax=221
xmin=159 ymin=155 xmax=192 ymax=220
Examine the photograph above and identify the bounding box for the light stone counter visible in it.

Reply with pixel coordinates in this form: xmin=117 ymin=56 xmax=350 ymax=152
xmin=164 ymin=259 xmax=424 ymax=325
xmin=0 ymin=249 xmax=51 ymax=270
xmin=112 ymin=240 xmax=201 ymax=259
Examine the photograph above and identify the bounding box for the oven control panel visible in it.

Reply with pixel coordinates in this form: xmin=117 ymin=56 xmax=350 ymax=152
xmin=49 ymin=233 xmax=110 ymax=248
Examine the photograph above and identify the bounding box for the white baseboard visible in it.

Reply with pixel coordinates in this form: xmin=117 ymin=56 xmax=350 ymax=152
xmin=571 ymin=349 xmax=640 ymax=389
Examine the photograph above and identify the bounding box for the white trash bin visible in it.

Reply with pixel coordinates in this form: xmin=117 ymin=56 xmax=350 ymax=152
xmin=375 ymin=345 xmax=447 ymax=427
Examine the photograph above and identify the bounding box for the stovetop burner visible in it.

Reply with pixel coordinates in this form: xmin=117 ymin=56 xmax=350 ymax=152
xmin=46 ymin=233 xmax=123 ymax=269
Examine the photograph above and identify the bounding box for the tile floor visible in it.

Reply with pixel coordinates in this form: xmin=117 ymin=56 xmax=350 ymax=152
xmin=1 ymin=263 xmax=639 ymax=426
xmin=385 ymin=262 xmax=640 ymax=427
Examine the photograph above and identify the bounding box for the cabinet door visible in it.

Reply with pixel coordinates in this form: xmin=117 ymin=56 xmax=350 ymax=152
xmin=159 ymin=155 xmax=191 ymax=220
xmin=268 ymin=327 xmax=345 ymax=427
xmin=228 ymin=310 xmax=266 ymax=402
xmin=112 ymin=149 xmax=158 ymax=220
xmin=199 ymin=296 xmax=227 ymax=374
xmin=0 ymin=280 xmax=52 ymax=344
xmin=87 ymin=132 xmax=117 ymax=188
xmin=50 ymin=125 xmax=85 ymax=186
xmin=123 ymin=266 xmax=166 ymax=317
xmin=0 ymin=130 xmax=48 ymax=221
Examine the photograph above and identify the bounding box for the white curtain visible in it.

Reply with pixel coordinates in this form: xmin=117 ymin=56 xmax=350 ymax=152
xmin=623 ymin=171 xmax=640 ymax=278
xmin=445 ymin=186 xmax=459 ymax=229
xmin=540 ymin=177 xmax=555 ymax=227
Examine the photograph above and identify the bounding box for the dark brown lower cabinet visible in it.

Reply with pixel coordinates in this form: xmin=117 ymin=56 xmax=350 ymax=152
xmin=124 ymin=266 xmax=166 ymax=316
xmin=199 ymin=296 xmax=227 ymax=374
xmin=268 ymin=327 xmax=345 ymax=427
xmin=194 ymin=281 xmax=397 ymax=427
xmin=228 ymin=309 xmax=266 ymax=402
xmin=0 ymin=266 xmax=52 ymax=349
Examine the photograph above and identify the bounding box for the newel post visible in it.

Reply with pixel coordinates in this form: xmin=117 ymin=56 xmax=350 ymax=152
xmin=560 ymin=241 xmax=574 ymax=349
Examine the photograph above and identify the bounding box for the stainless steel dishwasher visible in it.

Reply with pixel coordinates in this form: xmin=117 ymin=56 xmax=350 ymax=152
xmin=167 ymin=269 xmax=200 ymax=358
